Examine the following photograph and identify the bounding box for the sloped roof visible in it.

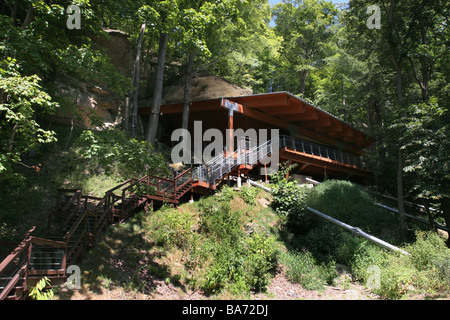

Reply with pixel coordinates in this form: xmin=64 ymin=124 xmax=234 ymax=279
xmin=139 ymin=91 xmax=373 ymax=154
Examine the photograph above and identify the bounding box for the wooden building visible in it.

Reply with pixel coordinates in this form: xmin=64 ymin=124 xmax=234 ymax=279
xmin=139 ymin=91 xmax=373 ymax=188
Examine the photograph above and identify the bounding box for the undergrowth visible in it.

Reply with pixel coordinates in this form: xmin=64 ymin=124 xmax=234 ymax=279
xmin=74 ymin=176 xmax=449 ymax=300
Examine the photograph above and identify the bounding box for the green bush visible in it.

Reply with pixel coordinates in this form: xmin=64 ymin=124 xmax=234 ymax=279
xmin=305 ymin=180 xmax=391 ymax=235
xmin=242 ymin=233 xmax=279 ymax=291
xmin=193 ymin=193 xmax=279 ymax=294
xmin=217 ymin=185 xmax=235 ymax=202
xmin=280 ymin=250 xmax=336 ymax=290
xmin=271 ymin=180 xmax=311 ymax=232
xmin=150 ymin=205 xmax=194 ymax=248
xmin=239 ymin=185 xmax=259 ymax=204
xmin=199 ymin=232 xmax=279 ymax=294
xmin=73 ymin=129 xmax=170 ymax=178
xmin=196 ymin=196 xmax=242 ymax=241
xmin=351 ymin=232 xmax=450 ymax=299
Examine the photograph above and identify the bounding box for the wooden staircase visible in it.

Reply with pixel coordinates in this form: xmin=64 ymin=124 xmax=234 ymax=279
xmin=0 ymin=135 xmax=371 ymax=299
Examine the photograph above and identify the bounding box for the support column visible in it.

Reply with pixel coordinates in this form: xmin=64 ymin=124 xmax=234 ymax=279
xmin=221 ymin=99 xmax=240 ymax=156
xmin=228 ymin=113 xmax=234 ymax=155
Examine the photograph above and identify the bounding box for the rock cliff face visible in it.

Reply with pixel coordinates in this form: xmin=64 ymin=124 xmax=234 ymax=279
xmin=54 ymin=79 xmax=120 ymax=128
xmin=54 ymin=29 xmax=252 ymax=129
xmin=53 ymin=29 xmax=133 ymax=128
xmin=161 ymin=76 xmax=253 ymax=104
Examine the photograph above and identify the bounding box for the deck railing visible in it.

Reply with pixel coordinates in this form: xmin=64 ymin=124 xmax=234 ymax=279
xmin=193 ymin=135 xmax=365 ymax=187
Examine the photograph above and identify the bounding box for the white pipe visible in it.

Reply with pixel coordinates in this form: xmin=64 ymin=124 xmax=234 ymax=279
xmin=247 ymin=179 xmax=410 ymax=255
xmin=376 ymin=202 xmax=449 ymax=232
xmin=306 ymin=207 xmax=410 ymax=255
xmin=248 ymin=179 xmax=271 ymax=193
xmin=305 ymin=177 xmax=320 ymax=185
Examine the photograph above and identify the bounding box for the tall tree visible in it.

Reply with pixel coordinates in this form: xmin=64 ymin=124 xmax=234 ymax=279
xmin=272 ymin=0 xmax=338 ymax=98
xmin=140 ymin=1 xmax=179 ymax=144
xmin=131 ymin=22 xmax=146 ymax=138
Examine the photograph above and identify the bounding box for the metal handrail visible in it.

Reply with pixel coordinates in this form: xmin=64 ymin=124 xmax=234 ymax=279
xmin=193 ymin=135 xmax=366 ymax=188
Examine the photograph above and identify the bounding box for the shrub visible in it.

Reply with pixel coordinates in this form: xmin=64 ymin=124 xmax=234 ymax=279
xmin=199 ymin=232 xmax=279 ymax=295
xmin=305 ymin=180 xmax=390 ymax=235
xmin=350 ymin=241 xmax=388 ymax=285
xmin=280 ymin=250 xmax=336 ymax=290
xmin=217 ymin=185 xmax=235 ymax=202
xmin=271 ymin=180 xmax=311 ymax=232
xmin=351 ymin=232 xmax=450 ymax=299
xmin=239 ymin=185 xmax=259 ymax=205
xmin=73 ymin=129 xmax=170 ymax=178
xmin=197 ymin=196 xmax=242 ymax=241
xmin=150 ymin=205 xmax=194 ymax=248
xmin=242 ymin=233 xmax=279 ymax=291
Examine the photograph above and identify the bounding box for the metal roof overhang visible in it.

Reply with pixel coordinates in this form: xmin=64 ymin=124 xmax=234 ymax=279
xmin=139 ymin=92 xmax=373 ymax=156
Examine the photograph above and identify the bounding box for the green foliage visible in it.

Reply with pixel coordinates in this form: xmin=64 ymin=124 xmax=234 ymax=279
xmin=73 ymin=129 xmax=170 ymax=178
xmin=242 ymin=232 xmax=279 ymax=291
xmin=272 ymin=0 xmax=338 ymax=97
xmin=55 ymin=44 xmax=131 ymax=99
xmin=350 ymin=232 xmax=450 ymax=299
xmin=28 ymin=277 xmax=54 ymax=300
xmin=270 ymin=163 xmax=311 ymax=231
xmin=197 ymin=195 xmax=242 ymax=241
xmin=406 ymin=231 xmax=450 ymax=281
xmin=0 ymin=58 xmax=58 ymax=182
xmin=305 ymin=180 xmax=394 ymax=235
xmin=150 ymin=205 xmax=194 ymax=248
xmin=184 ymin=188 xmax=280 ymax=295
xmin=280 ymin=250 xmax=336 ymax=290
xmin=239 ymin=185 xmax=259 ymax=205
xmin=394 ymin=99 xmax=450 ymax=200
xmin=199 ymin=231 xmax=279 ymax=294
xmin=217 ymin=185 xmax=235 ymax=203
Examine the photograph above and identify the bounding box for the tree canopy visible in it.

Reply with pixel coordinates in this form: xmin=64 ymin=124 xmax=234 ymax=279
xmin=0 ymin=0 xmax=449 ymax=227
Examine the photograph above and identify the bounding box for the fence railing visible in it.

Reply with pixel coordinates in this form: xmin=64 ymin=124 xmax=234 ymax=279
xmin=279 ymin=135 xmax=364 ymax=169
xmin=193 ymin=135 xmax=365 ymax=188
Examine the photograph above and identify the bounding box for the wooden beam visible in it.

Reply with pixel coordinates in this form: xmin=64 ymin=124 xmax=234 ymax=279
xmin=254 ymin=104 xmax=305 ymax=115
xmin=300 ymin=116 xmax=332 ymax=128
xmin=288 ymin=110 xmax=319 ymax=122
xmin=234 ymin=93 xmax=290 ymax=108
xmin=279 ymin=150 xmax=372 ymax=178
xmin=329 ymin=125 xmax=354 ymax=138
xmin=223 ymin=100 xmax=365 ymax=156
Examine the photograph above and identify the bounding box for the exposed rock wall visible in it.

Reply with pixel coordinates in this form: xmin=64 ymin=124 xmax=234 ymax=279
xmin=54 ymin=79 xmax=120 ymax=128
xmin=53 ymin=29 xmax=132 ymax=128
xmin=53 ymin=29 xmax=252 ymax=129
xmin=162 ymin=76 xmax=253 ymax=104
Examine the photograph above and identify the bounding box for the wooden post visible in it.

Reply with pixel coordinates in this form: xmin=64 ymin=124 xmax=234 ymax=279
xmin=228 ymin=114 xmax=234 ymax=155
xmin=264 ymin=163 xmax=268 ymax=183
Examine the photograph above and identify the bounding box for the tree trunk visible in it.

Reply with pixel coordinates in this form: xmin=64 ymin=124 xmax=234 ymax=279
xmin=182 ymin=51 xmax=195 ymax=130
xmin=341 ymin=77 xmax=346 ymax=122
xmin=146 ymin=31 xmax=168 ymax=144
xmin=131 ymin=22 xmax=146 ymax=138
xmin=441 ymin=197 xmax=450 ymax=247
xmin=391 ymin=55 xmax=403 ymax=106
xmin=298 ymin=69 xmax=309 ymax=97
xmin=386 ymin=0 xmax=404 ymax=106
xmin=22 ymin=5 xmax=34 ymax=29
xmin=397 ymin=148 xmax=407 ymax=242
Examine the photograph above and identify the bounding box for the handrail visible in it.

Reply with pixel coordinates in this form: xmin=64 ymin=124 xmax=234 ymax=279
xmin=0 ymin=265 xmax=27 ymax=300
xmin=193 ymin=135 xmax=367 ymax=189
